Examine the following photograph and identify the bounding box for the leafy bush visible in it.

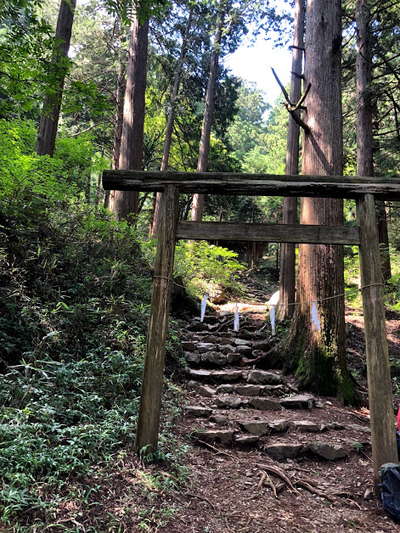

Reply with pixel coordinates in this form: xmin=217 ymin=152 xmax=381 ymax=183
xmin=142 ymin=239 xmax=245 ymax=298
xmin=0 ymin=128 xmax=184 ymax=523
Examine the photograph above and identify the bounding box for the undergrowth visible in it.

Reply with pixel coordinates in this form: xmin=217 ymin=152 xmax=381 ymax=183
xmin=0 ymin=134 xmax=186 ymax=527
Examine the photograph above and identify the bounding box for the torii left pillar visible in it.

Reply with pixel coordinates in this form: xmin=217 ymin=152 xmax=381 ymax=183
xmin=135 ymin=185 xmax=178 ymax=455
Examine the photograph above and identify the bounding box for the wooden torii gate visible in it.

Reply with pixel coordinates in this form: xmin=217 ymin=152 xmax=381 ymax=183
xmin=103 ymin=170 xmax=400 ymax=481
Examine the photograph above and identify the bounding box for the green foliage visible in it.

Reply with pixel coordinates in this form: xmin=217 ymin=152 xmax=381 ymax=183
xmin=0 ymin=119 xmax=106 ymax=209
xmin=142 ymin=238 xmax=244 ymax=298
xmin=174 ymin=241 xmax=244 ymax=296
xmin=0 ymin=123 xmax=185 ymax=526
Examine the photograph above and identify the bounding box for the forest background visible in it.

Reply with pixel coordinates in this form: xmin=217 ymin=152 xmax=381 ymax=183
xmin=1 ymin=0 xmax=400 ymax=530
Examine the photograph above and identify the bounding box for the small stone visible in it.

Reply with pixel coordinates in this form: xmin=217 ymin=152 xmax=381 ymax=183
xmin=201 ymin=352 xmax=229 ymax=366
xmin=291 ymin=420 xmax=321 ymax=433
xmin=215 ymin=396 xmax=245 ymax=409
xmin=219 ymin=344 xmax=236 ymax=354
xmin=234 ymin=384 xmax=263 ymax=396
xmin=187 ymin=369 xmax=212 ymax=381
xmin=185 ymin=352 xmax=201 ymax=364
xmin=249 ymin=397 xmax=282 ymax=411
xmin=264 ymin=443 xmax=303 ymax=460
xmin=247 ymin=370 xmax=282 ymax=385
xmin=308 ymin=442 xmax=348 ymax=461
xmin=182 ymin=341 xmax=196 ymax=351
xmin=268 ymin=419 xmax=290 ymax=433
xmin=210 ymin=414 xmax=228 ymax=425
xmin=194 ymin=429 xmax=234 ymax=445
xmin=185 ymin=406 xmax=212 ymax=418
xmin=325 ymin=422 xmax=346 ymax=431
xmin=253 ymin=340 xmax=270 ymax=351
xmin=280 ymin=394 xmax=316 ymax=409
xmin=196 ymin=342 xmax=216 ymax=353
xmin=213 ymin=370 xmax=245 ymax=382
xmin=188 ymin=323 xmax=208 ymax=332
xmin=236 ymin=345 xmax=253 ymax=356
xmin=252 ymin=350 xmax=268 ymax=359
xmin=234 ymin=338 xmax=252 ymax=346
xmin=218 ymin=337 xmax=235 ymax=345
xmin=216 ymin=384 xmax=235 ymax=394
xmin=240 ymin=421 xmax=270 ymax=436
xmin=197 ymin=385 xmax=216 ymax=397
xmin=235 ymin=434 xmax=259 ymax=445
xmin=364 ymin=487 xmax=374 ymax=500
xmin=347 ymin=423 xmax=370 ymax=433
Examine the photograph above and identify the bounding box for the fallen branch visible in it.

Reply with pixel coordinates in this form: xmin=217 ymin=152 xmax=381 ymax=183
xmin=265 ymin=472 xmax=278 ymax=498
xmin=185 ymin=491 xmax=217 ymax=510
xmin=256 ymin=463 xmax=299 ymax=493
xmin=294 ymin=479 xmax=335 ymax=502
xmin=196 ymin=438 xmax=235 ymax=459
xmin=257 ymin=471 xmax=267 ymax=490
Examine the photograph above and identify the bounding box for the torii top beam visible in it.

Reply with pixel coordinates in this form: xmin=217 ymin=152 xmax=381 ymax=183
xmin=103 ymin=170 xmax=400 ymax=200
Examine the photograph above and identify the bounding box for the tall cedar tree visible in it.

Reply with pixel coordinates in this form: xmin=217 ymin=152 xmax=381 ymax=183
xmin=109 ymin=13 xmax=149 ymax=219
xmin=150 ymin=6 xmax=194 ymax=236
xmin=355 ymin=0 xmax=391 ymax=281
xmin=191 ymin=0 xmax=228 ymax=222
xmin=37 ymin=0 xmax=76 ymax=156
xmin=284 ymin=0 xmax=355 ymax=403
xmin=279 ymin=0 xmax=305 ymax=319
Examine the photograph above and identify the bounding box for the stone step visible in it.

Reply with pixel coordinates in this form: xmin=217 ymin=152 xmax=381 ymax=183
xmin=216 ymin=383 xmax=284 ymax=397
xmin=187 ymin=381 xmax=217 ymax=397
xmin=264 ymin=441 xmax=349 ymax=461
xmin=193 ymin=429 xmax=234 ymax=445
xmin=187 ymin=368 xmax=245 ymax=383
xmin=239 ymin=418 xmax=324 ymax=436
xmin=213 ymin=394 xmax=282 ymax=411
xmin=185 ymin=351 xmax=241 ymax=367
xmin=280 ymin=394 xmax=316 ymax=409
xmin=247 ymin=370 xmax=283 ymax=385
xmin=191 ymin=431 xmax=350 ymax=461
xmin=185 ymin=406 xmax=213 ymax=418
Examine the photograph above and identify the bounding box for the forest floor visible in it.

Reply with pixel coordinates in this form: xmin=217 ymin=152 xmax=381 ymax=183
xmin=136 ymin=279 xmax=400 ymax=533
xmin=12 ymin=277 xmax=400 ymax=533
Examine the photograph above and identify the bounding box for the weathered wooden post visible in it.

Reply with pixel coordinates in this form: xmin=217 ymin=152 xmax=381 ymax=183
xmin=357 ymin=193 xmax=398 ymax=482
xmin=135 ymin=185 xmax=178 ymax=455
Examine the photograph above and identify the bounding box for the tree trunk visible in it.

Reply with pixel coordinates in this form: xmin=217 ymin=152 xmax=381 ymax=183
xmin=151 ymin=8 xmax=193 ymax=236
xmin=284 ymin=0 xmax=355 ymax=403
xmin=109 ymin=16 xmax=149 ymax=220
xmin=191 ymin=1 xmax=227 ymax=222
xmin=356 ymin=0 xmax=391 ymax=281
xmin=105 ymin=49 xmax=127 ymax=209
xmin=36 ymin=0 xmax=76 ymax=156
xmin=279 ymin=0 xmax=305 ymax=320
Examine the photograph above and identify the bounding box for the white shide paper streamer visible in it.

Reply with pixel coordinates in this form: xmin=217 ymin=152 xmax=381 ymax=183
xmin=269 ymin=305 xmax=276 ymax=335
xmin=311 ymin=301 xmax=321 ymax=331
xmin=200 ymin=294 xmax=208 ymax=322
xmin=234 ymin=303 xmax=240 ymax=332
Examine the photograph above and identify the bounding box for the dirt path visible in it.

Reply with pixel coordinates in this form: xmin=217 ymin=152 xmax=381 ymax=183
xmin=164 ymin=288 xmax=400 ymax=533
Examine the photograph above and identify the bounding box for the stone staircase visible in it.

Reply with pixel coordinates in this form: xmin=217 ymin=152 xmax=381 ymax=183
xmin=181 ymin=313 xmax=371 ymax=463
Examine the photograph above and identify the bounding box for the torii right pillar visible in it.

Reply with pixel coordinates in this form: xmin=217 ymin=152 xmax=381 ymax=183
xmin=357 ymin=193 xmax=398 ymax=485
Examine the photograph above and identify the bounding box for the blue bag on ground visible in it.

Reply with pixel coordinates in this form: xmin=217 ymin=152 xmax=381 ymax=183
xmin=379 ymin=463 xmax=400 ymax=521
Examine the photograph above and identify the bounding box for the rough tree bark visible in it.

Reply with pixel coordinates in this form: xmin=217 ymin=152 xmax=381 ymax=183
xmin=109 ymin=14 xmax=149 ymax=220
xmin=279 ymin=0 xmax=305 ymax=319
xmin=191 ymin=1 xmax=227 ymax=222
xmin=37 ymin=0 xmax=76 ymax=156
xmin=356 ymin=0 xmax=391 ymax=281
xmin=150 ymin=8 xmax=193 ymax=236
xmin=284 ymin=0 xmax=355 ymax=403
xmin=105 ymin=40 xmax=127 ymax=209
